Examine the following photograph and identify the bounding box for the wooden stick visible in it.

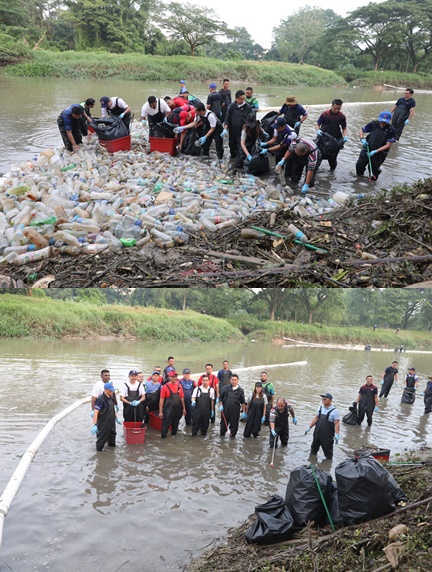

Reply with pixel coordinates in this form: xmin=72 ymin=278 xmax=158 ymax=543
xmin=342 ymin=254 xmax=432 ymax=266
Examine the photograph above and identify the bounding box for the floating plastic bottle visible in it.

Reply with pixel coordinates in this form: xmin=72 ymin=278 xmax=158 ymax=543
xmin=287 ymin=224 xmax=308 ymax=243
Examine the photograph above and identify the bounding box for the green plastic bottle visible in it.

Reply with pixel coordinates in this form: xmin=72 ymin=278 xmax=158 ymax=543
xmin=60 ymin=164 xmax=77 ymax=172
xmin=119 ymin=238 xmax=136 ymax=247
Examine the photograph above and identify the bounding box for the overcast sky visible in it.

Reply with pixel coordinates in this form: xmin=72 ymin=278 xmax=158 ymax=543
xmin=201 ymin=0 xmax=381 ymax=49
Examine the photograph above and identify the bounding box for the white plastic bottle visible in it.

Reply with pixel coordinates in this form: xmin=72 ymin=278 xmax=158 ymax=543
xmin=287 ymin=224 xmax=308 ymax=243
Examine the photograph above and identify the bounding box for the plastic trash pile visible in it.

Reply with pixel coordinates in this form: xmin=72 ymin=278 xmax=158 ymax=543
xmin=0 ymin=132 xmax=351 ymax=266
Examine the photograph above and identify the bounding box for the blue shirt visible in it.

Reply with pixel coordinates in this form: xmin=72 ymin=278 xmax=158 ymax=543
xmin=145 ymin=380 xmax=160 ymax=394
xmin=61 ymin=104 xmax=81 ymax=131
xmin=316 ymin=405 xmax=340 ymax=422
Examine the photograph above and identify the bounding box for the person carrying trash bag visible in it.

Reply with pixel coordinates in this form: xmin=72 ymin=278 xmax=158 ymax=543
xmin=306 ymin=393 xmax=340 ymax=460
xmin=276 ymin=137 xmax=321 ymax=194
xmin=259 ymin=117 xmax=297 ymax=166
xmin=176 ymin=102 xmax=224 ymax=161
xmin=120 ymin=370 xmax=146 ymax=423
xmin=191 ymin=374 xmax=215 ymax=436
xmin=100 ymin=96 xmax=132 ymax=131
xmin=159 ymin=371 xmax=186 ymax=439
xmin=356 ymin=111 xmax=396 ymax=181
xmin=235 ymin=113 xmax=267 ymax=172
xmin=243 ymin=381 xmax=268 ymax=439
xmin=315 ymin=98 xmax=348 ymax=170
xmin=355 ymin=375 xmax=379 ymax=426
xmin=92 ymin=382 xmax=122 ymax=451
xmin=423 ymin=375 xmax=432 ymax=414
xmin=269 ymin=397 xmax=296 ymax=448
xmin=379 ymin=360 xmax=399 ymax=399
xmin=390 ymin=88 xmax=416 ymax=141
xmin=402 ymin=366 xmax=419 ymax=404
xmin=219 ymin=373 xmax=246 ymax=438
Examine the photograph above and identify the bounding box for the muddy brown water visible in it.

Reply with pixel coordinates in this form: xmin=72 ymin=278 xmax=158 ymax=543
xmin=0 ymin=338 xmax=431 ymax=570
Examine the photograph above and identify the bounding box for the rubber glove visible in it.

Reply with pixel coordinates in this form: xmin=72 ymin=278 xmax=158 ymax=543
xmin=304 ymin=427 xmax=311 ymax=435
xmin=130 ymin=400 xmax=140 ymax=407
xmin=261 ymin=416 xmax=266 ymax=424
xmin=91 ymin=425 xmax=98 ymax=435
xmin=215 ymin=397 xmax=219 ymax=405
xmin=259 ymin=141 xmax=267 ymax=148
xmin=198 ymin=136 xmax=207 ymax=145
xmin=175 ymin=126 xmax=185 ymax=134
xmin=368 ymin=150 xmax=377 ymax=157
xmin=221 ymin=128 xmax=228 ymax=139
xmin=404 ymin=119 xmax=409 ymax=125
xmin=374 ymin=406 xmax=379 ymax=413
xmin=294 ymin=121 xmax=301 ymax=128
xmin=219 ymin=404 xmax=223 ymax=412
xmin=421 ymin=391 xmax=425 ymax=397
xmin=316 ymin=129 xmax=323 ymax=136
xmin=246 ymin=154 xmax=252 ymax=162
xmin=141 ymin=119 xmax=147 ymax=125
xmin=191 ymin=401 xmax=196 ymax=408
xmin=335 ymin=433 xmax=340 ymax=444
xmin=343 ymin=136 xmax=349 ymax=142
xmin=119 ymin=112 xmax=125 ymax=119
xmin=278 ymin=159 xmax=285 ymax=167
xmin=360 ymin=138 xmax=368 ymax=147
xmin=292 ymin=417 xmax=297 ymax=425
xmin=163 ymin=117 xmax=169 ymax=124
xmin=90 ymin=410 xmax=94 ymax=417
xmin=211 ymin=410 xmax=215 ymax=418
xmin=260 ymin=148 xmax=268 ymax=155
xmin=413 ymin=387 xmax=416 ymax=392
xmin=240 ymin=412 xmax=247 ymax=421
xmin=116 ymin=418 xmax=121 ymax=425
xmin=301 ymin=183 xmax=309 ymax=195
xmin=381 ymin=380 xmax=385 ymax=385
xmin=115 ymin=405 xmax=119 ymax=413
xmin=271 ymin=429 xmax=277 ymax=437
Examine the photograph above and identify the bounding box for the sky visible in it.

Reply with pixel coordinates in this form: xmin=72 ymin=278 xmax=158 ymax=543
xmin=201 ymin=0 xmax=381 ymax=49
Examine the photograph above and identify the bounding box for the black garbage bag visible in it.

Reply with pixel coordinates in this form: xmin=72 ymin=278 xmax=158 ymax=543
xmin=149 ymin=122 xmax=175 ymax=138
xmin=285 ymin=465 xmax=333 ymax=527
xmin=323 ymin=483 xmax=344 ymax=526
xmin=245 ymin=495 xmax=295 ymax=545
xmin=336 ymin=454 xmax=395 ymax=524
xmin=181 ymin=129 xmax=200 ymax=156
xmin=245 ymin=152 xmax=270 ymax=176
xmin=314 ymin=132 xmax=345 ymax=160
xmin=261 ymin=111 xmax=279 ymax=139
xmin=89 ymin=117 xmax=129 ymax=141
xmin=386 ymin=472 xmax=408 ymax=504
xmin=342 ymin=402 xmax=359 ymax=426
xmin=401 ymin=388 xmax=416 ymax=404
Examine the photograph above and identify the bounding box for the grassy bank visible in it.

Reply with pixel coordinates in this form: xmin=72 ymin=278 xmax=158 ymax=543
xmin=337 ymin=69 xmax=432 ymax=89
xmin=0 ymin=295 xmax=244 ymax=341
xmin=2 ymin=51 xmax=346 ymax=87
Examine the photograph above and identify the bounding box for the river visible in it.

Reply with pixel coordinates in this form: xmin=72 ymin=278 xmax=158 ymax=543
xmin=0 ymin=338 xmax=431 ymax=571
xmin=1 ymin=77 xmax=432 ymax=195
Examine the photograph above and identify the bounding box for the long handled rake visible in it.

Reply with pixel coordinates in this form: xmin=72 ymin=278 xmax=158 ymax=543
xmin=270 ymin=434 xmax=278 ymax=468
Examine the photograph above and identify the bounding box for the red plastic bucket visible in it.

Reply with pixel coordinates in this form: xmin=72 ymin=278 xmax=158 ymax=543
xmin=88 ymin=125 xmax=95 ymax=134
xmin=149 ymin=411 xmax=171 ymax=431
xmin=149 ymin=137 xmax=178 ymax=157
xmin=123 ymin=422 xmax=146 ymax=444
xmin=99 ymin=135 xmax=131 ymax=153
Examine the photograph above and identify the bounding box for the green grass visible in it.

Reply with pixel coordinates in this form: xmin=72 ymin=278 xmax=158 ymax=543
xmin=336 ymin=69 xmax=432 ymax=89
xmin=2 ymin=50 xmax=347 ymax=87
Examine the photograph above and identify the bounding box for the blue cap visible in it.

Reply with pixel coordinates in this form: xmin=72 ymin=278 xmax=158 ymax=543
xmin=320 ymin=392 xmax=333 ymax=400
xmin=104 ymin=382 xmax=115 ymax=391
xmin=179 ymin=80 xmax=186 ymax=84
xmin=209 ymin=82 xmax=217 ymax=89
xmin=378 ymin=111 xmax=392 ymax=123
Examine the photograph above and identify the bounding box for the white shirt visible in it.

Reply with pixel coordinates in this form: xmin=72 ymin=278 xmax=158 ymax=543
xmin=192 ymin=386 xmax=215 ymax=399
xmin=101 ymin=97 xmax=128 ymax=118
xmin=121 ymin=381 xmax=145 ymax=397
xmin=91 ymin=380 xmax=105 ymax=398
xmin=200 ymin=110 xmax=218 ymax=129
xmin=141 ymin=99 xmax=171 ymax=118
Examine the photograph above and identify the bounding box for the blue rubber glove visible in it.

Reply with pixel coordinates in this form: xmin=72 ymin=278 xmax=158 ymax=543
xmin=191 ymin=401 xmax=196 ymax=408
xmin=278 ymin=159 xmax=285 ymax=167
xmin=316 ymin=129 xmax=323 ymax=136
xmin=294 ymin=121 xmax=301 ymax=128
xmin=116 ymin=418 xmax=121 ymax=425
xmin=394 ymin=382 xmax=398 ymax=387
xmin=381 ymin=380 xmax=385 ymax=385
xmin=199 ymin=136 xmax=207 ymax=145
xmin=271 ymin=429 xmax=277 ymax=437
xmin=304 ymin=427 xmax=311 ymax=435
xmin=163 ymin=117 xmax=169 ymax=124
xmin=211 ymin=410 xmax=215 ymax=419
xmin=335 ymin=433 xmax=340 ymax=444
xmin=259 ymin=141 xmax=267 ymax=148
xmin=368 ymin=150 xmax=377 ymax=157
xmin=343 ymin=136 xmax=348 ymax=142
xmin=301 ymin=183 xmax=309 ymax=195
xmin=174 ymin=126 xmax=185 ymax=134
xmin=374 ymin=406 xmax=379 ymax=413
xmin=260 ymin=148 xmax=268 ymax=155
xmin=292 ymin=417 xmax=297 ymax=425
xmin=130 ymin=400 xmax=140 ymax=407
xmin=215 ymin=397 xmax=219 ymax=405
xmin=115 ymin=405 xmax=119 ymax=413
xmin=360 ymin=138 xmax=368 ymax=147
xmin=404 ymin=119 xmax=409 ymax=125
xmin=240 ymin=412 xmax=247 ymax=421
xmin=246 ymin=154 xmax=252 ymax=162
xmin=141 ymin=119 xmax=147 ymax=125
xmin=119 ymin=112 xmax=125 ymax=119
xmin=261 ymin=416 xmax=265 ymax=424
xmin=421 ymin=392 xmax=425 ymax=397
xmin=219 ymin=404 xmax=223 ymax=412
xmin=221 ymin=128 xmax=228 ymax=139
xmin=91 ymin=425 xmax=98 ymax=435
xmin=90 ymin=410 xmax=94 ymax=417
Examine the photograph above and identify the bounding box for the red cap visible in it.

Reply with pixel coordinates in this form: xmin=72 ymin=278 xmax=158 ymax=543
xmin=168 ymin=371 xmax=178 ymax=377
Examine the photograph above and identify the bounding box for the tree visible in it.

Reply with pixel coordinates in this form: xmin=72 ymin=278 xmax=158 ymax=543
xmin=156 ymin=2 xmax=227 ymax=56
xmin=290 ymin=288 xmax=332 ymax=325
xmin=247 ymin=289 xmax=292 ymax=321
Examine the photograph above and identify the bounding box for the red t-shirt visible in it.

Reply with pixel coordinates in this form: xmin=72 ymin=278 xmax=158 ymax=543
xmin=198 ymin=373 xmax=219 ymax=389
xmin=160 ymin=382 xmax=184 ymax=399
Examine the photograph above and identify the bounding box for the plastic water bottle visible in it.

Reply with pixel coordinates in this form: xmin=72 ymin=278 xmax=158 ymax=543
xmin=23 ymin=227 xmax=50 ymax=248
xmin=149 ymin=228 xmax=174 ymax=248
xmin=200 ymin=217 xmax=217 ymax=232
xmin=332 ymin=191 xmax=349 ymax=205
xmin=287 ymin=224 xmax=308 ymax=243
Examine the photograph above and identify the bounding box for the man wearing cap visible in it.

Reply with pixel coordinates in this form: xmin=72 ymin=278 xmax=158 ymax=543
xmin=92 ymin=382 xmax=122 ymax=451
xmin=315 ymin=99 xmax=349 ymax=171
xmin=355 ymin=375 xmax=379 ymax=426
xmin=223 ymin=90 xmax=253 ymax=159
xmin=278 ymin=95 xmax=308 ymax=135
xmin=179 ymin=80 xmax=187 ymax=95
xmin=259 ymin=117 xmax=297 ymax=165
xmin=402 ymin=367 xmax=419 ymax=404
xmin=277 ymin=137 xmax=321 ymax=193
xmin=144 ymin=371 xmax=162 ymax=422
xmin=120 ymin=370 xmax=146 ymax=423
xmin=91 ymin=369 xmax=119 ymax=415
xmin=391 ymin=88 xmax=415 ymax=141
xmin=269 ymin=397 xmax=297 ymax=448
xmin=100 ymin=96 xmax=132 ymax=130
xmin=57 ymin=104 xmax=84 ymax=153
xmin=162 ymin=356 xmax=176 ymax=385
xmin=180 ymin=368 xmax=196 ymax=426
xmin=207 ymin=83 xmax=223 ymax=119
xmin=356 ymin=111 xmax=396 ymax=181
xmin=423 ymin=375 xmax=432 ymax=414
xmin=379 ymin=360 xmax=399 ymax=398
xmin=305 ymin=393 xmax=340 ymax=460
xmin=159 ymin=371 xmax=186 ymax=438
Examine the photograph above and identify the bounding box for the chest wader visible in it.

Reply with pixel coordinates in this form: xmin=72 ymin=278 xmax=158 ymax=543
xmin=228 ymin=105 xmax=250 ymax=158
xmin=424 ymin=382 xmax=432 ymax=414
xmin=96 ymin=394 xmax=116 ymax=451
xmin=358 ymin=389 xmax=376 ymax=426
xmin=200 ymin=112 xmax=224 ymax=160
xmin=269 ymin=406 xmax=289 ymax=448
xmin=123 ymin=382 xmax=144 ymax=423
xmin=181 ymin=381 xmax=195 ymax=426
xmin=235 ymin=128 xmax=258 ymax=169
xmin=162 ymin=384 xmax=182 ymax=437
xmin=220 ymin=387 xmax=243 ymax=437
xmin=402 ymin=375 xmax=416 ymax=404
xmin=244 ymin=396 xmax=265 ymax=439
xmin=283 ymin=106 xmax=302 ymax=135
xmin=148 ymin=100 xmax=165 ymax=125
xmin=57 ymin=113 xmax=83 ymax=151
xmin=379 ymin=368 xmax=396 ymax=398
xmin=357 ymin=123 xmax=390 ymax=179
xmin=192 ymin=389 xmax=211 ymax=436
xmin=218 ymin=372 xmax=231 ymax=395
xmin=391 ymin=104 xmax=410 ymax=140
xmin=262 ymin=383 xmax=273 ymax=425
xmin=108 ymin=97 xmax=131 ymax=131
xmin=310 ymin=407 xmax=335 ymax=459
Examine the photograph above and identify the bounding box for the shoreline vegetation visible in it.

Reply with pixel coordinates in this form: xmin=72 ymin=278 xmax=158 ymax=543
xmin=0 ymin=294 xmax=431 ymax=349
xmin=3 ymin=51 xmax=432 ymax=89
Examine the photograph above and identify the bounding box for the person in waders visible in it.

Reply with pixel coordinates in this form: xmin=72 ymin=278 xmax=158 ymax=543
xmin=120 ymin=370 xmax=146 ymax=423
xmin=260 ymin=372 xmax=275 ymax=426
xmin=100 ymin=96 xmax=132 ymax=131
xmin=306 ymin=393 xmax=340 ymax=460
xmin=259 ymin=117 xmax=297 ymax=165
xmin=219 ymin=78 xmax=232 ymax=123
xmin=198 ymin=364 xmax=219 ymax=423
xmin=180 ymin=368 xmax=196 ymax=426
xmin=57 ymin=104 xmax=83 ymax=153
xmin=277 ymin=137 xmax=321 ymax=194
xmin=140 ymin=96 xmax=171 ymax=129
xmin=234 ymin=113 xmax=266 ymax=171
xmin=390 ymin=88 xmax=416 ymax=141
xmin=219 ymin=374 xmax=246 ymax=438
xmin=162 ymin=356 xmax=176 ymax=385
xmin=278 ymin=95 xmax=308 ymax=135
xmin=144 ymin=371 xmax=162 ymax=423
xmin=269 ymin=397 xmax=296 ymax=448
xmin=315 ymin=98 xmax=348 ymax=170
xmin=402 ymin=367 xmax=419 ymax=404
xmin=178 ymin=103 xmax=224 ymax=160
xmin=379 ymin=360 xmax=399 ymax=398
xmin=217 ymin=360 xmax=232 ymax=396
xmin=159 ymin=371 xmax=186 ymax=438
xmin=356 ymin=111 xmax=396 ymax=181
xmin=191 ymin=374 xmax=215 ymax=436
xmin=92 ymin=382 xmax=122 ymax=451
xmin=223 ymin=90 xmax=253 ymax=159
xmin=79 ymin=98 xmax=95 ymax=136
xmin=423 ymin=375 xmax=432 ymax=414
xmin=355 ymin=375 xmax=379 ymax=426
xmin=91 ymin=369 xmax=119 ymax=415
xmin=244 ymin=381 xmax=268 ymax=439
